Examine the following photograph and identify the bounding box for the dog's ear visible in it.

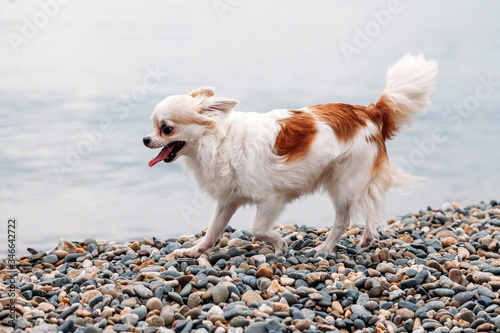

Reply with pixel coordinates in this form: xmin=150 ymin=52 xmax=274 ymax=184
xmin=198 ymin=97 xmax=239 ymax=116
xmin=190 ymin=87 xmax=215 ymax=99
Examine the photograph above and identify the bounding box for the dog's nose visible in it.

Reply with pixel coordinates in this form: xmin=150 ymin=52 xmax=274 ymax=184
xmin=143 ymin=137 xmax=151 ymax=146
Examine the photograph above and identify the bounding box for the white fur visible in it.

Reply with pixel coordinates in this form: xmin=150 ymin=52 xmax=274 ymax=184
xmin=383 ymin=53 xmax=439 ymax=129
xmin=143 ymin=54 xmax=438 ymax=256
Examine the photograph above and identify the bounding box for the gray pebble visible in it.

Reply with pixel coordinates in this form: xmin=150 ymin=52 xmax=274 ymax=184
xmin=213 ymin=283 xmax=229 ymax=303
xmin=244 ymin=322 xmax=267 ymax=333
xmin=351 ymin=304 xmax=372 ymax=317
xmin=134 ymin=284 xmax=153 ymax=299
xmin=132 ymin=306 xmax=147 ymax=321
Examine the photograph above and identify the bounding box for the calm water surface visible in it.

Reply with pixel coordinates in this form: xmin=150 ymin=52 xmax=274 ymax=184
xmin=1 ymin=1 xmax=499 ymax=256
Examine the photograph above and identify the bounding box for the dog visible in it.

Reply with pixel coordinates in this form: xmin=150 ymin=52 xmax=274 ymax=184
xmin=143 ymin=54 xmax=438 ymax=257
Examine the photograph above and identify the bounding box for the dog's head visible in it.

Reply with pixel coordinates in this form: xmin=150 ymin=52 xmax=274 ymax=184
xmin=143 ymin=87 xmax=239 ymax=167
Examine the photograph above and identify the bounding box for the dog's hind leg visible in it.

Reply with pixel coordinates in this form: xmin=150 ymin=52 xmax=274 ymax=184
xmin=359 ymin=178 xmax=388 ymax=248
xmin=251 ymin=198 xmax=288 ymax=256
xmin=313 ymin=163 xmax=366 ymax=254
xmin=174 ymin=200 xmax=240 ymax=257
xmin=313 ymin=196 xmax=352 ymax=255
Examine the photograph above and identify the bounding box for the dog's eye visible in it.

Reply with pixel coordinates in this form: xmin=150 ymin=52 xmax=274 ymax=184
xmin=162 ymin=124 xmax=172 ymax=135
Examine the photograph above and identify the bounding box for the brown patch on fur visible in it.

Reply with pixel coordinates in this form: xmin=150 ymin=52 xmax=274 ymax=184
xmin=170 ymin=112 xmax=214 ymax=128
xmin=309 ymin=100 xmax=397 ymax=173
xmin=368 ymin=95 xmax=397 ymax=173
xmin=274 ymin=111 xmax=318 ymax=162
xmin=369 ymin=134 xmax=388 ymax=172
xmin=169 ymin=110 xmax=215 ymax=127
xmin=190 ymin=87 xmax=215 ymax=99
xmin=310 ymin=103 xmax=369 ymax=142
xmin=310 ymin=98 xmax=397 ymax=142
xmin=371 ymin=95 xmax=398 ymax=141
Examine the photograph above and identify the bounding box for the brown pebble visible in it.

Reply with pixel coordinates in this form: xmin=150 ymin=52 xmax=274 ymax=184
xmin=280 ymin=277 xmax=295 ymax=286
xmin=488 ymin=281 xmax=500 ymax=289
xmin=413 ymin=318 xmax=422 ymax=331
xmin=436 ymin=229 xmax=455 ymax=238
xmin=318 ymin=324 xmax=336 ymax=331
xmin=294 ymin=319 xmax=311 ymax=330
xmin=187 ymin=293 xmax=202 ymax=309
xmin=449 ymin=269 xmax=463 ymax=283
xmin=184 ymin=308 xmax=202 ymax=319
xmin=426 ymin=260 xmax=442 ymax=271
xmin=55 ymin=250 xmax=69 ymax=259
xmin=76 ymin=309 xmax=92 ymax=317
xmin=208 ymin=315 xmax=224 ymax=324
xmin=282 ymin=225 xmax=297 ymax=232
xmin=146 ymin=315 xmax=164 ymax=327
xmin=272 ymin=302 xmax=289 ymax=313
xmin=368 ymin=285 xmax=387 ymax=297
xmin=129 ymin=241 xmax=140 ymax=251
xmin=241 ymin=291 xmax=263 ymax=306
xmin=60 ymin=239 xmax=78 ymax=254
xmin=345 ymin=227 xmax=360 ymax=237
xmin=255 ymin=264 xmax=273 ymax=279
xmin=443 ymin=261 xmax=458 ymax=271
xmin=307 ymin=272 xmax=325 ymax=285
xmin=441 ymin=237 xmax=457 ymax=247
xmin=331 ymin=301 xmax=343 ymax=314
xmin=146 ymin=309 xmax=161 ymax=319
xmin=398 ymin=234 xmax=413 ymax=243
xmin=82 ymin=290 xmax=102 ymax=305
xmin=476 ymin=323 xmax=493 ymax=331
xmin=378 ymin=248 xmax=389 ymax=262
xmin=219 ymin=237 xmax=229 ymax=247
xmin=38 ymin=303 xmax=55 ymax=313
xmin=267 ymin=280 xmax=280 ymax=295
xmin=396 ymin=308 xmax=415 ymax=321
xmin=146 ymin=297 xmax=163 ymax=312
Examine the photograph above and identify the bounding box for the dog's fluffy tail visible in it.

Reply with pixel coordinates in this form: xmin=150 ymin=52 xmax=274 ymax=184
xmin=372 ymin=54 xmax=438 ymax=192
xmin=375 ymin=53 xmax=438 ymax=135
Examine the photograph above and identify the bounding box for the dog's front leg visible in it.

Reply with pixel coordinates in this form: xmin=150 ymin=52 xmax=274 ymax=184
xmin=252 ymin=198 xmax=287 ymax=256
xmin=174 ymin=200 xmax=239 ymax=257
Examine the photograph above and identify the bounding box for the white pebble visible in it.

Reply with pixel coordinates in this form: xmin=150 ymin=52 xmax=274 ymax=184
xmin=441 ymin=202 xmax=453 ymax=212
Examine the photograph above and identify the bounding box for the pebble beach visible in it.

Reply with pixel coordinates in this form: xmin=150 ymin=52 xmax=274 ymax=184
xmin=2 ymin=201 xmax=500 ymax=333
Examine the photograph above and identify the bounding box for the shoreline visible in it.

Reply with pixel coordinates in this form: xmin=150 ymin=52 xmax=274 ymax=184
xmin=1 ymin=200 xmax=500 ymax=333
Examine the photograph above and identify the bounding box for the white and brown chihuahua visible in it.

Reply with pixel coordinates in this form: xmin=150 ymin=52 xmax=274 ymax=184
xmin=143 ymin=54 xmax=438 ymax=257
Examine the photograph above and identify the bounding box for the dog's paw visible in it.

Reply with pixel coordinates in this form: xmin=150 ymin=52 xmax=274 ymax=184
xmin=358 ymin=235 xmax=375 ymax=248
xmin=358 ymin=237 xmax=378 ymax=249
xmin=358 ymin=240 xmax=370 ymax=248
xmin=312 ymin=244 xmax=332 ymax=255
xmin=273 ymin=239 xmax=288 ymax=257
xmin=173 ymin=247 xmax=202 ymax=258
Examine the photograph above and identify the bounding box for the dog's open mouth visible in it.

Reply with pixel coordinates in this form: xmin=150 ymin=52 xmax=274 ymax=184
xmin=148 ymin=141 xmax=185 ymax=167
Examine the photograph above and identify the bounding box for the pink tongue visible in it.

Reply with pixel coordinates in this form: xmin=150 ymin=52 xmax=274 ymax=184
xmin=148 ymin=144 xmax=176 ymax=167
